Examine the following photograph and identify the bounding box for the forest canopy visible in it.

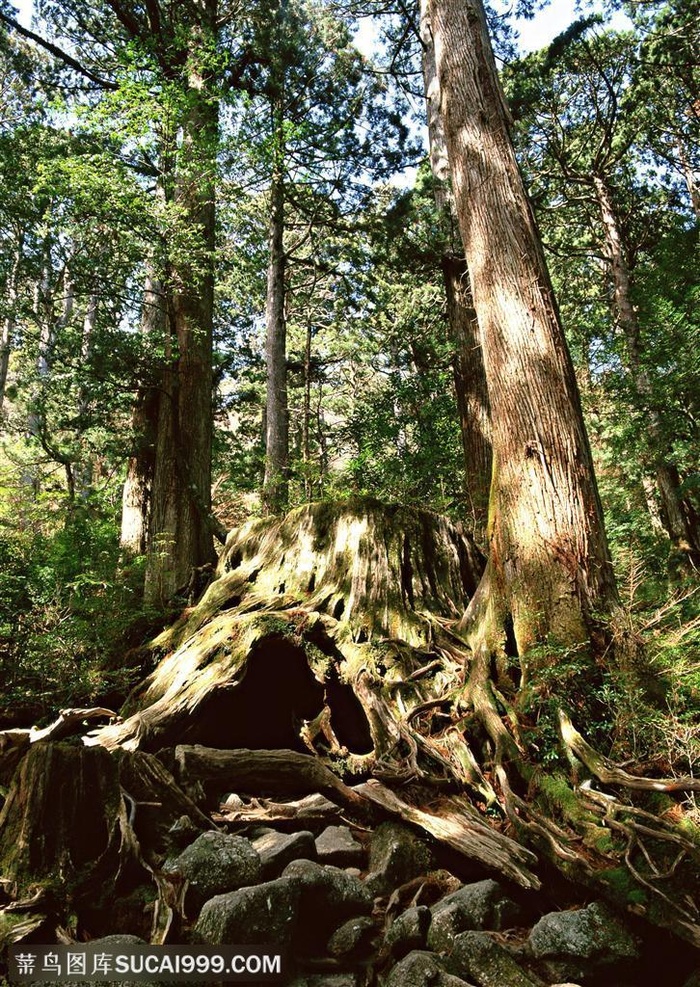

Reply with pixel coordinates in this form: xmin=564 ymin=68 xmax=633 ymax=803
xmin=0 ymin=0 xmax=696 ymax=712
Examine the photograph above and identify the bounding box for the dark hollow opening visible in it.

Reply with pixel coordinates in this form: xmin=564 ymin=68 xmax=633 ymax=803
xmin=182 ymin=637 xmax=325 ymax=751
xmin=324 ymin=670 xmax=374 ymax=755
xmin=178 ymin=635 xmax=374 ymax=756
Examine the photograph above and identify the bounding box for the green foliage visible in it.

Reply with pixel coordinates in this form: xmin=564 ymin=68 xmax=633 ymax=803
xmin=0 ymin=474 xmax=159 ymax=724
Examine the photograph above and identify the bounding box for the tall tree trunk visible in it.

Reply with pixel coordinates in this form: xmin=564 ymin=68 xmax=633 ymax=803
xmin=442 ymin=256 xmax=492 ymax=544
xmin=420 ymin=0 xmax=491 ymax=545
xmin=74 ymin=292 xmax=98 ymax=497
xmin=593 ymin=174 xmax=700 ymax=569
xmin=430 ymin=0 xmax=617 ymax=674
xmin=262 ymin=135 xmax=289 ymax=515
xmin=26 ymin=261 xmax=75 ymax=497
xmin=143 ymin=22 xmax=218 ymax=604
xmin=120 ymin=274 xmax=163 ymax=559
xmin=674 ymin=134 xmax=700 ymax=223
xmin=302 ymin=321 xmax=313 ymax=501
xmin=0 ymin=239 xmax=22 ymax=414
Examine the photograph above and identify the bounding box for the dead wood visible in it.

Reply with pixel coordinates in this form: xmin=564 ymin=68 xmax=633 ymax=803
xmin=354 ymin=779 xmax=541 ymax=890
xmin=117 ymin=750 xmax=216 ymax=857
xmin=29 ymin=707 xmax=120 ymax=743
xmin=560 ymin=711 xmax=700 ymax=793
xmin=214 ymin=792 xmax=343 ymax=830
xmin=0 ymin=742 xmax=144 ymax=940
xmin=5 ymin=500 xmax=700 ymax=956
xmin=171 ymin=745 xmax=375 ymax=821
xmin=0 ymin=709 xmax=120 ymax=786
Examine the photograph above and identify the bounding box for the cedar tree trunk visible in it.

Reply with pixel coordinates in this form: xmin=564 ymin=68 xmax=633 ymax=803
xmin=429 ymin=0 xmax=617 ymax=671
xmin=420 ymin=0 xmax=491 ymax=544
xmin=594 ymin=173 xmax=700 ymax=570
xmin=120 ymin=274 xmax=163 ymax=559
xmin=262 ymin=114 xmax=289 ymax=515
xmin=263 ymin=165 xmax=289 ymax=514
xmin=143 ymin=24 xmax=218 ymax=603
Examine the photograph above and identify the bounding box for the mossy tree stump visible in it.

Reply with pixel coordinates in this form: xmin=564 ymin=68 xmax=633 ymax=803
xmin=2 ymin=499 xmax=700 ymax=950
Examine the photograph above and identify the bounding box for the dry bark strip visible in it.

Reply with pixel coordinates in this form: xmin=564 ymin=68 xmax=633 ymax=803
xmin=354 ymin=779 xmax=540 ymax=890
xmin=215 ymin=792 xmax=343 ymax=830
xmin=0 ymin=708 xmax=119 ymax=784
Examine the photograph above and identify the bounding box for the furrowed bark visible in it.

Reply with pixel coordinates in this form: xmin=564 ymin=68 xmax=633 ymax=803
xmin=144 ymin=13 xmax=218 ymax=603
xmin=262 ymin=163 xmax=289 ymax=515
xmin=420 ymin=0 xmax=491 ymax=544
xmin=430 ymin=0 xmax=617 ymax=666
xmin=120 ymin=274 xmax=164 ymax=560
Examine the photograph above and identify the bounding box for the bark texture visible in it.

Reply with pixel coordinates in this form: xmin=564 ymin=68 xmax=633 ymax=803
xmin=430 ymin=0 xmax=617 ymax=661
xmin=89 ymin=499 xmax=483 ymax=760
xmin=442 ymin=255 xmax=491 ymax=543
xmin=143 ymin=16 xmax=218 ymax=603
xmin=420 ymin=0 xmax=491 ymax=544
xmin=120 ymin=275 xmax=163 ymax=559
xmin=262 ymin=166 xmax=289 ymax=515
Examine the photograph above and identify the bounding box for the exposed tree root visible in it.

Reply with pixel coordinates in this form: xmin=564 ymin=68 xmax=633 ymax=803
xmin=560 ymin=710 xmax=700 ymax=793
xmin=2 ymin=500 xmax=699 ymax=954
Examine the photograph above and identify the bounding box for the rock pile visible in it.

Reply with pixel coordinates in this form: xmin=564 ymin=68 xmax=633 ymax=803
xmin=151 ymin=816 xmax=696 ymax=987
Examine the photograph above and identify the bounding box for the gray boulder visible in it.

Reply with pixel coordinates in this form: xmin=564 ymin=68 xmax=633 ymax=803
xmin=384 ymin=905 xmax=432 ymax=958
xmin=384 ymin=950 xmax=476 ymax=987
xmin=448 ymin=931 xmax=543 ymax=987
xmin=251 ymin=828 xmax=317 ymax=879
xmin=281 ymin=859 xmax=373 ymax=952
xmin=527 ymin=901 xmax=641 ymax=983
xmin=163 ymin=831 xmax=261 ymax=910
xmin=365 ymin=822 xmax=435 ymax=896
xmin=193 ymin=876 xmax=299 ymax=950
xmin=315 ymin=825 xmax=365 ymax=868
xmin=326 ymin=915 xmax=376 ymax=959
xmin=428 ymin=880 xmax=525 ymax=952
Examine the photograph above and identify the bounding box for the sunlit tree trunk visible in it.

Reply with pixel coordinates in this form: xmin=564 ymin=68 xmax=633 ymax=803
xmin=120 ymin=273 xmax=163 ymax=559
xmin=262 ymin=160 xmax=289 ymax=515
xmin=302 ymin=322 xmax=313 ymax=501
xmin=593 ymin=173 xmax=700 ymax=570
xmin=144 ymin=55 xmax=218 ymax=603
xmin=420 ymin=0 xmax=491 ymax=545
xmin=430 ymin=0 xmax=617 ymax=672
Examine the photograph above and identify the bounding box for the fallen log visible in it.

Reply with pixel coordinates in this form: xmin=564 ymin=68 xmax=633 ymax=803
xmin=171 ymin=745 xmax=541 ymax=889
xmin=171 ymin=746 xmax=375 ymax=821
xmin=354 ymin=779 xmax=541 ymax=890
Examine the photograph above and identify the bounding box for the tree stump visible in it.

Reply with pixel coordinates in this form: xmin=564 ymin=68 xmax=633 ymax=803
xmin=0 ymin=744 xmax=129 ymax=908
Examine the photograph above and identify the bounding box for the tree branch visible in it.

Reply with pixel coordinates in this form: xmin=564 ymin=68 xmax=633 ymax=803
xmin=0 ymin=11 xmax=118 ymax=90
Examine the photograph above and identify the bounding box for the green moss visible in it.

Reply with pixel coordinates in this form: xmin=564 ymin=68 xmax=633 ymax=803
xmin=601 ymin=866 xmax=649 ymax=907
xmin=535 ymin=771 xmax=596 ymax=826
xmin=678 ymin=815 xmax=700 ymax=846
